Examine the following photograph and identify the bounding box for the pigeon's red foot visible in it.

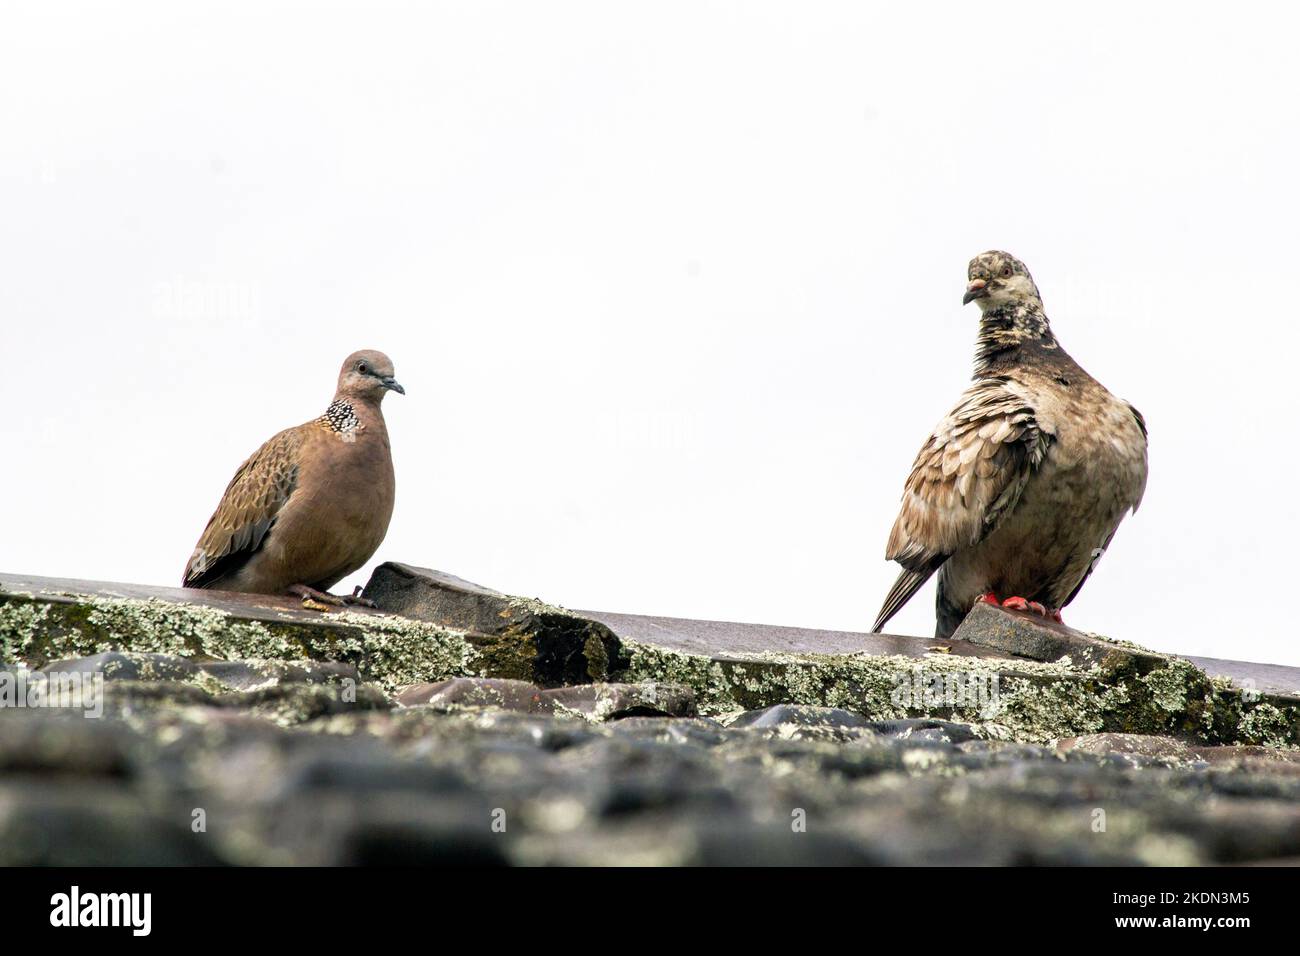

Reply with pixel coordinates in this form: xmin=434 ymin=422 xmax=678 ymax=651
xmin=1000 ymin=596 xmax=1049 ymax=617
xmin=974 ymin=593 xmax=1060 ymax=622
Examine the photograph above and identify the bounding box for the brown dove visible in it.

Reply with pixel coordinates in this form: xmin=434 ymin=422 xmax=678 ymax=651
xmin=182 ymin=350 xmax=404 ymax=605
xmin=872 ymin=252 xmax=1148 ymax=638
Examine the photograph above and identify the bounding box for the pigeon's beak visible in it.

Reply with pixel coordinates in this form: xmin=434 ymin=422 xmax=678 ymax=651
xmin=962 ymin=278 xmax=989 ymax=305
xmin=381 ymin=377 xmax=405 ymax=395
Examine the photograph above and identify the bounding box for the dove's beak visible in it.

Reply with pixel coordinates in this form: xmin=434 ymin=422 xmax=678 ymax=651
xmin=962 ymin=278 xmax=989 ymax=305
xmin=381 ymin=377 xmax=405 ymax=395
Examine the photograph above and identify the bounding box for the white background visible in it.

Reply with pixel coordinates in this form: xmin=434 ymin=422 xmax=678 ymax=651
xmin=3 ymin=2 xmax=1297 ymax=664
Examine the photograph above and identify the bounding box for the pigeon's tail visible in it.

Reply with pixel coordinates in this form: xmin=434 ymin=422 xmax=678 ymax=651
xmin=872 ymin=560 xmax=943 ymax=634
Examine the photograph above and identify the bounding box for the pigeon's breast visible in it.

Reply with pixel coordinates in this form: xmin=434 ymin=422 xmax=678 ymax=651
xmin=941 ymin=373 xmax=1147 ymax=610
xmin=1038 ymin=379 xmax=1148 ymax=508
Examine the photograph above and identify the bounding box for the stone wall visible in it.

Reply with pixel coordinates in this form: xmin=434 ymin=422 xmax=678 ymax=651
xmin=1 ymin=567 xmax=1297 ymax=865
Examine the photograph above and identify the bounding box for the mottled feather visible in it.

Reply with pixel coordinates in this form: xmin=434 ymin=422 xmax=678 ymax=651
xmin=182 ymin=428 xmax=303 ymax=588
xmin=872 ymin=380 xmax=1053 ymax=633
xmin=872 ymin=251 xmax=1147 ymax=638
xmin=182 ymin=349 xmax=402 ymax=597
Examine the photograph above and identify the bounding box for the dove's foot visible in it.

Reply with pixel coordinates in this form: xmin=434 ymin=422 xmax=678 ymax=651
xmin=346 ymin=585 xmax=378 ymax=608
xmin=287 ymin=585 xmax=377 ymax=609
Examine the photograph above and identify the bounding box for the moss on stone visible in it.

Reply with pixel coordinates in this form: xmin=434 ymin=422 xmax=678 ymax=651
xmin=1141 ymin=658 xmax=1198 ymax=713
xmin=321 ymin=611 xmax=479 ymax=692
xmin=617 ymin=639 xmax=1106 ymax=741
xmin=5 ymin=588 xmax=1298 ymax=748
xmin=616 ymin=638 xmax=1300 ymax=747
xmin=0 ymin=594 xmax=479 ymax=694
xmin=1234 ymin=701 xmax=1298 ymax=748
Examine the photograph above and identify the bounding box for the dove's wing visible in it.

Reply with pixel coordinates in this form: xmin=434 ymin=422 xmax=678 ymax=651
xmin=183 ymin=427 xmax=304 ymax=588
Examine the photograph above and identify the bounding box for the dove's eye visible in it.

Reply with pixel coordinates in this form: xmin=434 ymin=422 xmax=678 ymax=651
xmin=357 ymin=362 xmax=368 ymax=374
xmin=1001 ymin=265 xmax=1013 ymax=277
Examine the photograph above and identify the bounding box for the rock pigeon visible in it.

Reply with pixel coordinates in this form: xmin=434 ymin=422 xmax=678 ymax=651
xmin=183 ymin=350 xmax=404 ymax=605
xmin=872 ymin=252 xmax=1148 ymax=638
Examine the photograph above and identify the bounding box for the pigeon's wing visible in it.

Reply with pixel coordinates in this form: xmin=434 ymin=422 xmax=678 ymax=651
xmin=872 ymin=378 xmax=1053 ymax=633
xmin=182 ymin=427 xmax=304 ymax=588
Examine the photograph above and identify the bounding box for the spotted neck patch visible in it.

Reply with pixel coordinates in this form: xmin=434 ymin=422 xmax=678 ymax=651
xmin=318 ymin=399 xmax=362 ymax=439
xmin=974 ymin=303 xmax=1056 ymax=372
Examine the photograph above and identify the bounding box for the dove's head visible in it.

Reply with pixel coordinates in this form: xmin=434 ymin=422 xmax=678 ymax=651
xmin=336 ymin=349 xmax=405 ymax=404
xmin=964 ymin=251 xmax=1043 ymax=312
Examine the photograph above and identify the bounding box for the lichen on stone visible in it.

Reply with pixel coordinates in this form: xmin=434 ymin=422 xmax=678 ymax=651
xmin=1236 ymin=702 xmax=1296 ymax=748
xmin=0 ymin=602 xmax=53 ymax=659
xmin=324 ymin=610 xmax=480 ymax=692
xmin=0 ymin=594 xmax=480 ymax=695
xmin=618 ymin=639 xmax=1110 ymax=742
xmin=1140 ymin=658 xmax=1199 ymax=713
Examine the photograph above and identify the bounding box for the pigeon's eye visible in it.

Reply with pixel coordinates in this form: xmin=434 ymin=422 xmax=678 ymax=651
xmin=1001 ymin=265 xmax=1013 ymax=277
xmin=357 ymin=362 xmax=368 ymax=374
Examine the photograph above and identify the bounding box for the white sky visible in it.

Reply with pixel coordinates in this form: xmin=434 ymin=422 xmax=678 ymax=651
xmin=4 ymin=2 xmax=1298 ymax=666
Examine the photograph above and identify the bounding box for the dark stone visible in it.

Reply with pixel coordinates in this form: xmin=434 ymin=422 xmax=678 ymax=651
xmin=539 ymin=682 xmax=696 ymax=720
xmin=201 ymin=659 xmax=360 ymax=690
xmin=1056 ymin=733 xmax=1195 ymax=761
xmin=39 ymin=651 xmax=360 ymax=692
xmin=11 ymin=568 xmax=1300 ymax=745
xmin=8 ymin=567 xmax=1300 ymax=865
xmin=582 ymin=607 xmax=1014 ymax=661
xmin=0 ymin=571 xmax=402 ymax=623
xmin=361 ymin=563 xmax=620 ymax=687
xmin=729 ymin=705 xmax=873 ymax=731
xmin=40 ymin=651 xmax=198 ymax=682
xmin=4 ymin=692 xmax=1300 ymax=864
xmin=1188 ymin=745 xmax=1300 ymax=775
xmin=0 ymin=784 xmax=226 ymax=865
xmin=100 ymin=680 xmax=218 ymax=714
xmin=280 ymin=749 xmax=473 ymax=797
xmin=223 ymin=683 xmax=392 ymax=723
xmin=607 ymin=717 xmax=730 ymax=747
xmin=1182 ymin=655 xmax=1300 ymax=700
xmin=953 ymin=601 xmax=1170 ymax=672
xmin=860 ymin=718 xmax=982 ymax=743
xmin=396 ymin=677 xmax=552 ymax=713
xmin=0 ymin=713 xmax=136 ymax=779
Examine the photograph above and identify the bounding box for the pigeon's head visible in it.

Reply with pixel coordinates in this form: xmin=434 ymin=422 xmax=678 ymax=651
xmin=337 ymin=349 xmax=405 ymax=403
xmin=964 ymin=251 xmax=1043 ymax=312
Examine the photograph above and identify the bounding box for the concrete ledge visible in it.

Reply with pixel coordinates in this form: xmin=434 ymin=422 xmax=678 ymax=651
xmin=365 ymin=565 xmax=1300 ymax=746
xmin=4 ymin=566 xmax=1299 ymax=746
xmin=5 ymin=565 xmax=1300 ymax=865
xmin=0 ymin=571 xmax=473 ymax=693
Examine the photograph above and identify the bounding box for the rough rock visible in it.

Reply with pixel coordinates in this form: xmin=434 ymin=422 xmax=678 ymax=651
xmin=6 ymin=569 xmax=1299 ymax=746
xmin=539 ymin=682 xmax=696 ymax=720
xmin=363 ymin=566 xmax=1300 ymax=747
xmin=0 ymin=572 xmax=476 ymax=694
xmin=396 ymin=677 xmax=553 ymax=713
xmin=1 ymin=693 xmax=1298 ymax=865
xmin=3 ymin=566 xmax=1300 ymax=865
xmin=41 ymin=650 xmax=360 ymax=691
xmin=728 ymin=704 xmax=873 ymax=731
xmin=360 ymin=564 xmax=619 ymax=686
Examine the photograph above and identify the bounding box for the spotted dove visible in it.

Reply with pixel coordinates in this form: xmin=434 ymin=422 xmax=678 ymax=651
xmin=182 ymin=350 xmax=404 ymax=604
xmin=872 ymin=252 xmax=1148 ymax=638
